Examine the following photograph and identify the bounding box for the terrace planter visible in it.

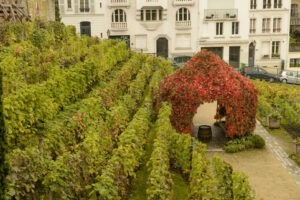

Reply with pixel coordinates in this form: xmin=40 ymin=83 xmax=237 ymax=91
xmin=267 ymin=116 xmax=281 ymax=129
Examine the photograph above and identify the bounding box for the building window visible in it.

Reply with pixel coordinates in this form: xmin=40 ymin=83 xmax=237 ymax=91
xmin=141 ymin=7 xmax=163 ymax=21
xmin=112 ymin=9 xmax=126 ymax=22
xmin=272 ymin=41 xmax=280 ymax=57
xmin=274 ymin=0 xmax=282 ymax=8
xmin=250 ymin=18 xmax=256 ymax=33
xmin=291 ymin=4 xmax=298 ymax=17
xmin=263 ymin=0 xmax=271 ymax=9
xmin=216 ymin=22 xmax=223 ymax=35
xmin=262 ymin=18 xmax=270 ymax=33
xmin=80 ymin=21 xmax=91 ymax=36
xmin=273 ymin=18 xmax=281 ymax=32
xmin=80 ymin=0 xmax=89 ymax=12
xmin=176 ymin=8 xmax=190 ymax=21
xmin=290 ymin=58 xmax=300 ymax=67
xmin=232 ymin=22 xmax=239 ymax=35
xmin=250 ymin=0 xmax=256 ymax=9
xmin=67 ymin=0 xmax=72 ymax=9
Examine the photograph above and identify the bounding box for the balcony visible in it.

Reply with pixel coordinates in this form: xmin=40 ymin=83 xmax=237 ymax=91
xmin=175 ymin=20 xmax=191 ymax=29
xmin=108 ymin=0 xmax=129 ymax=7
xmin=173 ymin=0 xmax=194 ymax=6
xmin=136 ymin=0 xmax=167 ymax=9
xmin=204 ymin=9 xmax=238 ymax=21
xmin=291 ymin=17 xmax=300 ymax=26
xmin=111 ymin=22 xmax=127 ymax=31
xmin=289 ymin=42 xmax=300 ymax=52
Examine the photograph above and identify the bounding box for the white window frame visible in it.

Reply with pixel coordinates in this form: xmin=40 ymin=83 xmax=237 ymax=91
xmin=80 ymin=0 xmax=89 ymax=13
xmin=262 ymin=18 xmax=270 ymax=33
xmin=250 ymin=0 xmax=256 ymax=9
xmin=250 ymin=18 xmax=256 ymax=33
xmin=274 ymin=0 xmax=282 ymax=8
xmin=141 ymin=8 xmax=163 ymax=21
xmin=232 ymin=22 xmax=239 ymax=35
xmin=176 ymin=8 xmax=190 ymax=22
xmin=263 ymin=0 xmax=271 ymax=9
xmin=272 ymin=41 xmax=280 ymax=57
xmin=216 ymin=22 xmax=223 ymax=35
xmin=273 ymin=18 xmax=281 ymax=32
xmin=67 ymin=0 xmax=72 ymax=9
xmin=112 ymin=9 xmax=126 ymax=23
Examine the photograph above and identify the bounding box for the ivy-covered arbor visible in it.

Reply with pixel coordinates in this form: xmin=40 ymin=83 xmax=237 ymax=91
xmin=158 ymin=50 xmax=258 ymax=137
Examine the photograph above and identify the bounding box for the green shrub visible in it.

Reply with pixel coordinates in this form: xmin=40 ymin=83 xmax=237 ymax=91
xmin=224 ymin=143 xmax=245 ymax=153
xmin=224 ymin=134 xmax=265 ymax=153
xmin=251 ymin=135 xmax=265 ymax=149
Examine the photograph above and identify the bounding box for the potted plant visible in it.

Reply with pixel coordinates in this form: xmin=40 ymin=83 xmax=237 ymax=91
xmin=267 ymin=111 xmax=281 ymax=129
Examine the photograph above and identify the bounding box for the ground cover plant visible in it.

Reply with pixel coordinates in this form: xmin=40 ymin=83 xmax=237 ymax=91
xmin=1 ymin=21 xmax=256 ymax=199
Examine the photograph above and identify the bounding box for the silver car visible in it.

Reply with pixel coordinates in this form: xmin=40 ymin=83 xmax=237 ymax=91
xmin=280 ymin=70 xmax=300 ymax=84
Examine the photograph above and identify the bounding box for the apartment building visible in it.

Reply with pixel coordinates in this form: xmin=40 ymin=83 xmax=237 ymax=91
xmin=248 ymin=0 xmax=290 ymax=73
xmin=59 ymin=0 xmax=106 ymax=37
xmin=289 ymin=0 xmax=300 ymax=70
xmin=59 ymin=0 xmax=291 ymax=70
xmin=27 ymin=0 xmax=56 ymax=21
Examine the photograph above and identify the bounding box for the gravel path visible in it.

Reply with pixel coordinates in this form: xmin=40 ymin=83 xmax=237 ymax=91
xmin=255 ymin=120 xmax=300 ymax=185
xmin=193 ymin=105 xmax=300 ymax=199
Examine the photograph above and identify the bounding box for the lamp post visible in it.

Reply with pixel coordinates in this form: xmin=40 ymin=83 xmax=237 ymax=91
xmin=107 ymin=29 xmax=110 ymax=39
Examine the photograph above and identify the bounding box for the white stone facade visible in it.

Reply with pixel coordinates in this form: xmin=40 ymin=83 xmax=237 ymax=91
xmin=59 ymin=0 xmax=291 ymax=70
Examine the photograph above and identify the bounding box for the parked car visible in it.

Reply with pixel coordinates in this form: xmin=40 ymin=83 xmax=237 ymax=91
xmin=280 ymin=70 xmax=300 ymax=84
xmin=244 ymin=67 xmax=280 ymax=82
xmin=171 ymin=60 xmax=182 ymax=68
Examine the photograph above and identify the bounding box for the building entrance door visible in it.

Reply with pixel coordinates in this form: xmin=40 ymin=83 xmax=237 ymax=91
xmin=229 ymin=46 xmax=240 ymax=69
xmin=248 ymin=42 xmax=255 ymax=67
xmin=156 ymin=38 xmax=168 ymax=58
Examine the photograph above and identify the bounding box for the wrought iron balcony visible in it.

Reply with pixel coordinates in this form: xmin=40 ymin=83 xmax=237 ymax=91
xmin=204 ymin=9 xmax=238 ymax=20
xmin=111 ymin=22 xmax=128 ymax=31
xmin=173 ymin=0 xmax=194 ymax=6
xmin=291 ymin=17 xmax=300 ymax=26
xmin=108 ymin=0 xmax=129 ymax=7
xmin=175 ymin=20 xmax=191 ymax=29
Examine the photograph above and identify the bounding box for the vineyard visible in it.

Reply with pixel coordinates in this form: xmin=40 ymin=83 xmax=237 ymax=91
xmin=253 ymin=80 xmax=300 ymax=135
xmin=1 ymin=21 xmax=255 ymax=199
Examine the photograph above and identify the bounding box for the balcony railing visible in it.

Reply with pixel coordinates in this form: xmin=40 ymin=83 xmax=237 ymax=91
xmin=137 ymin=0 xmax=166 ymax=8
xmin=175 ymin=20 xmax=191 ymax=29
xmin=291 ymin=17 xmax=300 ymax=26
xmin=173 ymin=0 xmax=194 ymax=6
xmin=249 ymin=29 xmax=256 ymax=34
xmin=273 ymin=28 xmax=281 ymax=32
xmin=204 ymin=9 xmax=238 ymax=20
xmin=79 ymin=8 xmax=90 ymax=13
xmin=262 ymin=28 xmax=271 ymax=33
xmin=289 ymin=42 xmax=300 ymax=52
xmin=108 ymin=0 xmax=129 ymax=7
xmin=111 ymin=22 xmax=127 ymax=31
